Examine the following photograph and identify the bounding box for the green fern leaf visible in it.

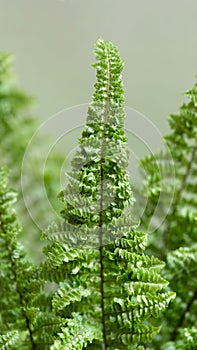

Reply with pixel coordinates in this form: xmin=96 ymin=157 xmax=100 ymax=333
xmin=43 ymin=39 xmax=175 ymax=349
xmin=0 ymin=330 xmax=19 ymax=350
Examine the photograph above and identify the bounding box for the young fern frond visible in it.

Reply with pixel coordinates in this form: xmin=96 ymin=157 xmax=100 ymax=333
xmin=43 ymin=38 xmax=175 ymax=349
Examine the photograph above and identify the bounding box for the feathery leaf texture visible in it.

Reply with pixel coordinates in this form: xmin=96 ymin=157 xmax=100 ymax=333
xmin=161 ymin=328 xmax=197 ymax=350
xmin=0 ymin=330 xmax=19 ymax=350
xmin=43 ymin=38 xmax=175 ymax=349
xmin=139 ymin=79 xmax=197 ymax=348
xmin=0 ymin=168 xmax=64 ymax=349
xmin=141 ymin=79 xmax=197 ymax=254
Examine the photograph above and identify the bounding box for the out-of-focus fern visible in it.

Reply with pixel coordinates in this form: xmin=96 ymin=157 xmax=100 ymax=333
xmin=165 ymin=244 xmax=197 ymax=342
xmin=42 ymin=38 xmax=175 ymax=349
xmin=161 ymin=328 xmax=197 ymax=350
xmin=0 ymin=167 xmax=64 ymax=349
xmin=0 ymin=52 xmax=63 ymax=260
xmin=139 ymin=80 xmax=197 ymax=347
xmin=141 ymin=80 xmax=197 ymax=256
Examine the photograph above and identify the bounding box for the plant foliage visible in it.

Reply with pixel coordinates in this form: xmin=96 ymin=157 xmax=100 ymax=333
xmin=2 ymin=37 xmax=195 ymax=349
xmin=0 ymin=52 xmax=63 ymax=260
xmin=42 ymin=38 xmax=175 ymax=349
xmin=0 ymin=167 xmax=64 ymax=349
xmin=140 ymin=80 xmax=197 ymax=348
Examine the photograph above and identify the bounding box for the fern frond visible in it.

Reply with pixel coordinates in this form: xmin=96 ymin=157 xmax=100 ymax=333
xmin=52 ymin=282 xmax=91 ymax=311
xmin=161 ymin=328 xmax=197 ymax=350
xmin=138 ymin=78 xmax=197 ymax=348
xmin=0 ymin=51 xmax=64 ymax=260
xmin=43 ymin=38 xmax=175 ymax=349
xmin=0 ymin=167 xmax=63 ymax=348
xmin=141 ymin=79 xmax=197 ymax=255
xmin=0 ymin=330 xmax=19 ymax=350
xmin=51 ymin=313 xmax=102 ymax=350
xmin=167 ymin=243 xmax=197 ymax=280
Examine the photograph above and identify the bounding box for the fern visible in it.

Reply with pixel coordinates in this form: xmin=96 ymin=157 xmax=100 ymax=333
xmin=3 ymin=38 xmax=196 ymax=349
xmin=51 ymin=313 xmax=102 ymax=350
xmin=161 ymin=328 xmax=197 ymax=350
xmin=0 ymin=52 xmax=63 ymax=260
xmin=139 ymin=80 xmax=197 ymax=347
xmin=141 ymin=80 xmax=197 ymax=256
xmin=42 ymin=38 xmax=175 ymax=349
xmin=166 ymin=244 xmax=197 ymax=342
xmin=0 ymin=330 xmax=19 ymax=350
xmin=0 ymin=167 xmax=64 ymax=349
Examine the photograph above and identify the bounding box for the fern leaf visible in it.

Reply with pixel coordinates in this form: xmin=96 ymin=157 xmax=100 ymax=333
xmin=43 ymin=38 xmax=175 ymax=349
xmin=0 ymin=330 xmax=19 ymax=350
xmin=0 ymin=51 xmax=64 ymax=261
xmin=51 ymin=313 xmax=102 ymax=350
xmin=52 ymin=282 xmax=91 ymax=312
xmin=138 ymin=77 xmax=197 ymax=348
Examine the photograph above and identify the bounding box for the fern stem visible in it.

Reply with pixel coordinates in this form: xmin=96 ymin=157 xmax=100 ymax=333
xmin=6 ymin=244 xmax=36 ymax=349
xmin=98 ymin=44 xmax=111 ymax=349
xmin=171 ymin=289 xmax=197 ymax=341
xmin=24 ymin=316 xmax=36 ymax=350
xmin=99 ymin=236 xmax=107 ymax=349
xmin=163 ymin=144 xmax=197 ymax=256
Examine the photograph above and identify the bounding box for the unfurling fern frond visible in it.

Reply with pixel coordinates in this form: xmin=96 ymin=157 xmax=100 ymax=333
xmin=43 ymin=38 xmax=175 ymax=349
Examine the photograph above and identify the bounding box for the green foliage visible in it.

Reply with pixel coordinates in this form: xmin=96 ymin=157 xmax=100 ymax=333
xmin=0 ymin=52 xmax=63 ymax=260
xmin=2 ymin=37 xmax=196 ymax=349
xmin=0 ymin=168 xmax=63 ymax=349
xmin=140 ymin=80 xmax=197 ymax=347
xmin=0 ymin=330 xmax=19 ymax=350
xmin=51 ymin=313 xmax=102 ymax=350
xmin=161 ymin=328 xmax=197 ymax=350
xmin=42 ymin=38 xmax=175 ymax=349
xmin=141 ymin=80 xmax=197 ymax=255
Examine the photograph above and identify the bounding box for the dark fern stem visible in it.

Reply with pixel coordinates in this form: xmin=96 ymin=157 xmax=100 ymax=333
xmin=6 ymin=223 xmax=37 ymax=349
xmin=99 ymin=44 xmax=111 ymax=350
xmin=171 ymin=289 xmax=197 ymax=341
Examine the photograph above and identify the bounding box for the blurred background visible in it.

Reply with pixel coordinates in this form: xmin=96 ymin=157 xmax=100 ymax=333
xmin=0 ymin=0 xmax=197 ymax=135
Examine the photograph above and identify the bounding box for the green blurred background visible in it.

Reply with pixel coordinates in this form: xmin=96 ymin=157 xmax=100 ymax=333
xmin=0 ymin=0 xmax=197 ymax=135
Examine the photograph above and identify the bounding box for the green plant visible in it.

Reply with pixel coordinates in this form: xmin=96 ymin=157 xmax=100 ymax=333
xmin=140 ymin=80 xmax=197 ymax=348
xmin=0 ymin=167 xmax=64 ymax=349
xmin=2 ymin=37 xmax=197 ymax=349
xmin=0 ymin=52 xmax=63 ymax=260
xmin=42 ymin=38 xmax=175 ymax=349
